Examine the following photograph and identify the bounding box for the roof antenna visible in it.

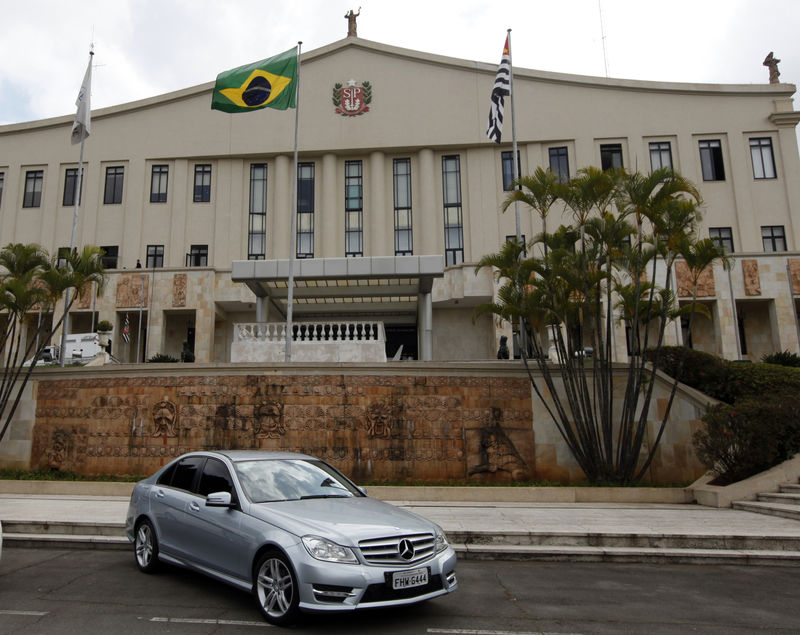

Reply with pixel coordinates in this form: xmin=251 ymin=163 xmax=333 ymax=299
xmin=598 ymin=0 xmax=609 ymax=77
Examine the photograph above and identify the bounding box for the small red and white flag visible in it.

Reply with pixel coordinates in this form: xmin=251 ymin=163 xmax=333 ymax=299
xmin=122 ymin=314 xmax=130 ymax=343
xmin=487 ymin=35 xmax=511 ymax=144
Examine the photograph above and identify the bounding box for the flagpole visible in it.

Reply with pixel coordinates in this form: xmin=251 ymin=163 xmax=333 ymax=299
xmin=285 ymin=42 xmax=302 ymax=362
xmin=137 ymin=274 xmax=144 ymax=363
xmin=60 ymin=48 xmax=93 ymax=367
xmin=507 ymin=29 xmax=521 ymax=245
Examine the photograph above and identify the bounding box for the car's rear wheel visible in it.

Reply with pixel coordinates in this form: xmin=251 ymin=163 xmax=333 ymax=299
xmin=134 ymin=519 xmax=159 ymax=573
xmin=253 ymin=550 xmax=300 ymax=626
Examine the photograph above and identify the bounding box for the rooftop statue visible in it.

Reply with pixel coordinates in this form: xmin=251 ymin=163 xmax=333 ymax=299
xmin=345 ymin=7 xmax=360 ymax=37
xmin=763 ymin=52 xmax=781 ymax=84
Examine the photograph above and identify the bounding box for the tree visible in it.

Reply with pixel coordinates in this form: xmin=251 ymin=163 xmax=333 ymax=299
xmin=0 ymin=243 xmax=106 ymax=444
xmin=476 ymin=167 xmax=725 ymax=483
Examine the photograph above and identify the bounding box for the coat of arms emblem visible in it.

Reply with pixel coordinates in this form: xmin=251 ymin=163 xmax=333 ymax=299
xmin=332 ymin=80 xmax=372 ymax=116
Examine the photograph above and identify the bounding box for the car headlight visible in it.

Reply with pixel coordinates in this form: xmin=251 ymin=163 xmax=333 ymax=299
xmin=302 ymin=535 xmax=358 ymax=564
xmin=434 ymin=525 xmax=449 ymax=553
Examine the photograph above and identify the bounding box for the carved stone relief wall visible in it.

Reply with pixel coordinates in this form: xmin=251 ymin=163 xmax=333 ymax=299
xmin=31 ymin=373 xmax=534 ymax=483
xmin=173 ymin=274 xmax=187 ymax=307
xmin=789 ymin=259 xmax=800 ymax=294
xmin=741 ymin=259 xmax=761 ymax=296
xmin=116 ymin=274 xmax=149 ymax=308
xmin=675 ymin=261 xmax=715 ymax=298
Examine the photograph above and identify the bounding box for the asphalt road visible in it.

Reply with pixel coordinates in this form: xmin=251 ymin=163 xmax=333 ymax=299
xmin=0 ymin=547 xmax=798 ymax=634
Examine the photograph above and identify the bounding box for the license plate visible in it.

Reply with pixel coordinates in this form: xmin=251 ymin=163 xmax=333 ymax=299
xmin=392 ymin=567 xmax=428 ymax=590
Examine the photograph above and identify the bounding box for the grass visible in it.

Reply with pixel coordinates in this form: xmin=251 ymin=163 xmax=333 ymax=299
xmin=0 ymin=469 xmax=145 ymax=482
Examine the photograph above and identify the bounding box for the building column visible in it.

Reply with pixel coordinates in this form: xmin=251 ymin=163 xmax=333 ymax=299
xmin=418 ymin=292 xmax=433 ymax=361
xmin=256 ymin=296 xmax=271 ymax=323
xmin=417 ymin=148 xmax=437 ymax=256
xmin=368 ymin=151 xmax=387 ymax=256
xmin=321 ymin=153 xmax=339 ymax=257
xmin=272 ymin=155 xmax=291 ymax=259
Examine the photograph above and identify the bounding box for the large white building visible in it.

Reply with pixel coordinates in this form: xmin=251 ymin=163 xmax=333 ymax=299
xmin=1 ymin=34 xmax=800 ymax=364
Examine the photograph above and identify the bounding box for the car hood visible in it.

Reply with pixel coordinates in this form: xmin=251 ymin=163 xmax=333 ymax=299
xmin=246 ymin=496 xmax=436 ymax=545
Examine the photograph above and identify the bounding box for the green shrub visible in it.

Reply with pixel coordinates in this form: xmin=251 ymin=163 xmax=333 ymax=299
xmin=96 ymin=320 xmax=114 ymax=332
xmin=147 ymin=353 xmax=179 ymax=363
xmin=762 ymin=350 xmax=800 ymax=368
xmin=694 ymin=395 xmax=800 ymax=485
xmin=647 ymin=346 xmax=732 ymax=402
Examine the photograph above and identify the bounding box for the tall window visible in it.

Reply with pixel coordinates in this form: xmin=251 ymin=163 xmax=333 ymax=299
xmin=187 ymin=244 xmax=208 ymax=267
xmin=393 ymin=158 xmax=413 ymax=255
xmin=23 ymin=170 xmax=43 ymax=208
xmin=63 ymin=167 xmax=83 ymax=206
xmin=297 ymin=162 xmax=314 ymax=258
xmin=505 ymin=234 xmax=527 ymax=257
xmin=709 ymin=227 xmax=734 ymax=253
xmin=103 ymin=166 xmax=124 ymax=204
xmin=100 ymin=245 xmax=119 ymax=269
xmin=548 ymin=146 xmax=569 ymax=182
xmin=248 ymin=164 xmax=267 ymax=260
xmin=56 ymin=247 xmax=70 ymax=269
xmin=150 ymin=165 xmax=168 ymax=203
xmin=750 ymin=137 xmax=776 ymax=179
xmin=0 ymin=172 xmax=4 ymax=207
xmin=699 ymin=140 xmax=725 ymax=181
xmin=501 ymin=151 xmax=521 ymax=191
xmin=193 ymin=164 xmax=212 ymax=202
xmin=761 ymin=225 xmax=786 ymax=252
xmin=442 ymin=155 xmax=464 ymax=266
xmin=146 ymin=244 xmax=164 ymax=268
xmin=600 ymin=144 xmax=623 ymax=171
xmin=649 ymin=141 xmax=673 ymax=171
xmin=345 ymin=160 xmax=363 ymax=257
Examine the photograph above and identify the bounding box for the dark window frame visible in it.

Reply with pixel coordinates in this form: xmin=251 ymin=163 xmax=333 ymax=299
xmin=442 ymin=155 xmax=464 ymax=266
xmin=150 ymin=164 xmax=169 ymax=203
xmin=699 ymin=140 xmax=725 ymax=181
xmin=23 ymin=170 xmax=44 ymax=208
xmin=600 ymin=143 xmax=623 ymax=171
xmin=761 ymin=225 xmax=786 ymax=252
xmin=501 ymin=150 xmax=521 ymax=191
xmin=99 ymin=245 xmax=119 ymax=269
xmin=63 ymin=167 xmax=83 ymax=206
xmin=193 ymin=164 xmax=212 ymax=202
xmin=750 ymin=137 xmax=777 ymax=180
xmin=187 ymin=244 xmax=208 ymax=267
xmin=708 ymin=227 xmax=734 ymax=253
xmin=0 ymin=171 xmax=4 ymax=207
xmin=393 ymin=158 xmax=413 ymax=256
xmin=146 ymin=244 xmax=164 ymax=268
xmin=649 ymin=141 xmax=673 ymax=171
xmin=248 ymin=163 xmax=267 ymax=260
xmin=548 ymin=146 xmax=570 ymax=182
xmin=296 ymin=162 xmax=315 ymax=258
xmin=345 ymin=160 xmax=363 ymax=257
xmin=103 ymin=166 xmax=124 ymax=204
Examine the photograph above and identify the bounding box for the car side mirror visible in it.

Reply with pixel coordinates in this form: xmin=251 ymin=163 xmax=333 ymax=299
xmin=206 ymin=491 xmax=233 ymax=507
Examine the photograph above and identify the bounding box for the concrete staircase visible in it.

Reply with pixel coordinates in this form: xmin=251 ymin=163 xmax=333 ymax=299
xmin=732 ymin=481 xmax=800 ymax=522
xmin=5 ymin=517 xmax=800 ymax=566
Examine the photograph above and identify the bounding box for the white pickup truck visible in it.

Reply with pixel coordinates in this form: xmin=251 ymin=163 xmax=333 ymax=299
xmin=23 ymin=333 xmax=104 ymax=366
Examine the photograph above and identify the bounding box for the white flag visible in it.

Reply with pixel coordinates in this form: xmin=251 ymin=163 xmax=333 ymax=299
xmin=71 ymin=53 xmax=93 ymax=145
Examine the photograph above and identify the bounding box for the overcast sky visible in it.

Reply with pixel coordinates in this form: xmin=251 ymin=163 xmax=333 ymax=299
xmin=1 ymin=0 xmax=798 ymax=126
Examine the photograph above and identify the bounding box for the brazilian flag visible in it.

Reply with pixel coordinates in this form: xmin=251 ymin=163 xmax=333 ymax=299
xmin=211 ymin=47 xmax=297 ymax=113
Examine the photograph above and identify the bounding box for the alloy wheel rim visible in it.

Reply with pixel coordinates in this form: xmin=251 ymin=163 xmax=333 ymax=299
xmin=136 ymin=525 xmax=152 ymax=567
xmin=257 ymin=558 xmax=293 ymax=617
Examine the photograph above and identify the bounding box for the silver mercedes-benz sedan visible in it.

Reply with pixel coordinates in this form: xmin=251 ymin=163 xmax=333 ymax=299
xmin=125 ymin=450 xmax=457 ymax=625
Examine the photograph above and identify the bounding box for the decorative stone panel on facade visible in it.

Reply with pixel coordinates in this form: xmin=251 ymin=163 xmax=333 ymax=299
xmin=675 ymin=262 xmax=715 ymax=298
xmin=173 ymin=274 xmax=187 ymax=307
xmin=30 ymin=373 xmax=535 ymax=484
xmin=790 ymin=258 xmax=800 ymax=294
xmin=741 ymin=259 xmax=761 ymax=296
xmin=116 ymin=274 xmax=150 ymax=308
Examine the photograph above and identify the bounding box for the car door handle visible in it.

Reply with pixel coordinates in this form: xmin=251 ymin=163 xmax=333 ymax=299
xmin=155 ymin=489 xmax=165 ymax=498
xmin=189 ymin=501 xmax=201 ymax=511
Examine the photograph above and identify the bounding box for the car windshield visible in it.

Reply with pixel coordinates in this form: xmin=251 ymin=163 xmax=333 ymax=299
xmin=234 ymin=459 xmax=364 ymax=503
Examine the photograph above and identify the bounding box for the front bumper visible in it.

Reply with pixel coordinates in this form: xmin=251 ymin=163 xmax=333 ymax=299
xmin=290 ymin=544 xmax=458 ymax=612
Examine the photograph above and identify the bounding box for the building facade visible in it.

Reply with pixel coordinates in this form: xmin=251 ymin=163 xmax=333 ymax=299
xmin=1 ymin=37 xmax=800 ymax=363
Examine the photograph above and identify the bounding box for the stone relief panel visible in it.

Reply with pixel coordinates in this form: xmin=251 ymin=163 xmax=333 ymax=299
xmin=675 ymin=261 xmax=715 ymax=298
xmin=173 ymin=274 xmax=187 ymax=307
xmin=116 ymin=274 xmax=149 ymax=308
xmin=741 ymin=259 xmax=761 ymax=296
xmin=30 ymin=373 xmax=534 ymax=483
xmin=789 ymin=259 xmax=800 ymax=294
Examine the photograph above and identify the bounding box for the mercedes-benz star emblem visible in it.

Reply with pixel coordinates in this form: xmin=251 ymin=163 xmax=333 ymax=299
xmin=398 ymin=539 xmax=415 ymax=561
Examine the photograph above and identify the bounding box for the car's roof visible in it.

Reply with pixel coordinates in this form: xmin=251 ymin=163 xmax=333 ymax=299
xmin=200 ymin=450 xmax=316 ymax=463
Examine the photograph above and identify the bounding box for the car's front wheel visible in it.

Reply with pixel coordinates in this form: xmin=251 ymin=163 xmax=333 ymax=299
xmin=253 ymin=550 xmax=300 ymax=626
xmin=134 ymin=519 xmax=160 ymax=573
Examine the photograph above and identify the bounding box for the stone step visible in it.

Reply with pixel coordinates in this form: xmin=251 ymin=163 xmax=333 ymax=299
xmin=447 ymin=530 xmax=800 ymax=551
xmin=3 ymin=532 xmax=129 ymax=550
xmin=757 ymin=492 xmax=800 ymax=505
xmin=1 ymin=520 xmax=124 ymax=537
xmin=779 ymin=483 xmax=800 ymax=494
xmin=732 ymin=500 xmax=800 ymax=522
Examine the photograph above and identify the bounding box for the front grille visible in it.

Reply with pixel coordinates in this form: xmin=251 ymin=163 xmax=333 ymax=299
xmin=361 ymin=574 xmax=444 ymax=603
xmin=358 ymin=533 xmax=435 ymax=565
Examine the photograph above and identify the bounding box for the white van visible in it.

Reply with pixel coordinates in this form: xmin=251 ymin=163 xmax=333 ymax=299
xmin=23 ymin=333 xmax=103 ymax=366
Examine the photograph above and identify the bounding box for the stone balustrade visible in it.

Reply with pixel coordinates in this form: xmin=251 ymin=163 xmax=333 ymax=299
xmin=231 ymin=321 xmax=387 ymax=362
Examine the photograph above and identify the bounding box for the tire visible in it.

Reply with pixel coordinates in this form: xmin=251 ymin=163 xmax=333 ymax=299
xmin=253 ymin=550 xmax=300 ymax=626
xmin=134 ymin=519 xmax=160 ymax=573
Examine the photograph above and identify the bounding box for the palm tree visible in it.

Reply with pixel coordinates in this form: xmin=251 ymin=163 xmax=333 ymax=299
xmin=0 ymin=243 xmax=106 ymax=444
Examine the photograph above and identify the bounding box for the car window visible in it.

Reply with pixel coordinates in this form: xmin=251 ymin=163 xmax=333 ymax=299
xmin=170 ymin=457 xmax=204 ymax=492
xmin=156 ymin=462 xmax=177 ymax=486
xmin=198 ymin=458 xmax=234 ymax=496
xmin=235 ymin=459 xmax=363 ymax=503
